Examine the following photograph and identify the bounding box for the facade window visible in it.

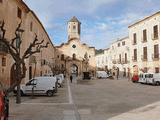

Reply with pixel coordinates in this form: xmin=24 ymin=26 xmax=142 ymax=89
xmin=133 ymin=33 xmax=137 ymax=45
xmin=122 ymin=41 xmax=125 ymax=46
xmin=155 ymin=67 xmax=159 ymax=73
xmin=61 ymin=54 xmax=64 ymax=60
xmin=73 ymin=25 xmax=76 ymax=30
xmin=118 ymin=43 xmax=120 ymax=47
xmin=154 ymin=44 xmax=159 ymax=59
xmin=153 ymin=25 xmax=158 ymax=39
xmin=125 ymin=53 xmax=127 ymax=63
xmin=0 ymin=0 xmax=2 ymax=3
xmin=30 ymin=22 xmax=33 ymax=31
xmin=57 ymin=55 xmax=59 ymax=58
xmin=17 ymin=7 xmax=22 ymax=19
xmin=73 ymin=54 xmax=76 ymax=60
xmin=143 ymin=29 xmax=147 ymax=42
xmin=2 ymin=57 xmax=6 ymax=66
xmin=143 ymin=47 xmax=147 ymax=60
xmin=133 ymin=49 xmax=137 ymax=61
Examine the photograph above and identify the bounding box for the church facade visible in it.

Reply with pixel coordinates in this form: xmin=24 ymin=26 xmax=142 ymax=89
xmin=55 ymin=17 xmax=96 ymax=78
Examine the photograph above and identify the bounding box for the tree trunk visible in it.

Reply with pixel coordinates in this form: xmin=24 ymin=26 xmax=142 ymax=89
xmin=16 ymin=84 xmax=21 ymax=104
xmin=16 ymin=63 xmax=21 ymax=104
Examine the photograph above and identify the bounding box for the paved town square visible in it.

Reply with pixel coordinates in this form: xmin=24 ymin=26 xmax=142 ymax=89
xmin=9 ymin=78 xmax=160 ymax=120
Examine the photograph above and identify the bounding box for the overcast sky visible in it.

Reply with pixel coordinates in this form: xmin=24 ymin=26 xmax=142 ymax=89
xmin=23 ymin=0 xmax=160 ymax=49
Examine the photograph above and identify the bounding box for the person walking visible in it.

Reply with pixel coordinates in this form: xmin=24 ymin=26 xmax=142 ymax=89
xmin=116 ymin=67 xmax=119 ymax=80
xmin=70 ymin=75 xmax=73 ymax=83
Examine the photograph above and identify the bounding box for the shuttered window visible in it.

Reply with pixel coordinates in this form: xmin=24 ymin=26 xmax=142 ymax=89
xmin=154 ymin=44 xmax=159 ymax=58
xmin=153 ymin=25 xmax=158 ymax=39
xmin=134 ymin=49 xmax=137 ymax=61
xmin=133 ymin=33 xmax=137 ymax=44
xmin=143 ymin=47 xmax=147 ymax=60
xmin=143 ymin=29 xmax=147 ymax=42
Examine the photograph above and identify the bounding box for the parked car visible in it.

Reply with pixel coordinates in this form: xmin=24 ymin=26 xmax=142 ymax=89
xmin=139 ymin=73 xmax=160 ymax=85
xmin=55 ymin=74 xmax=65 ymax=87
xmin=96 ymin=71 xmax=109 ymax=79
xmin=14 ymin=76 xmax=58 ymax=96
xmin=131 ymin=74 xmax=139 ymax=83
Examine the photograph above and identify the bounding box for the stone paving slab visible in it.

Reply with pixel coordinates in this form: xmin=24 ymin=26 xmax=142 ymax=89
xmin=108 ymin=101 xmax=160 ymax=120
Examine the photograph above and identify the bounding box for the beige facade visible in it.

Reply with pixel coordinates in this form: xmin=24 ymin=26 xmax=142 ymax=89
xmin=129 ymin=11 xmax=160 ymax=75
xmin=55 ymin=17 xmax=96 ymax=78
xmin=0 ymin=0 xmax=55 ymax=87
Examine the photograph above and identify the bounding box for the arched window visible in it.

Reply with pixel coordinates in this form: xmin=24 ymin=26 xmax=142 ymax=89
xmin=73 ymin=54 xmax=76 ymax=60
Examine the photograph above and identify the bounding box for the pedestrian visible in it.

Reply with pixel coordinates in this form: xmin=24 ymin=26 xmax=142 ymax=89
xmin=70 ymin=75 xmax=73 ymax=83
xmin=116 ymin=67 xmax=119 ymax=80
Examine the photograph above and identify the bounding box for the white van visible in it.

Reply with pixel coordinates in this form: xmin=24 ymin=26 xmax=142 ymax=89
xmin=139 ymin=73 xmax=160 ymax=85
xmin=15 ymin=76 xmax=58 ymax=96
xmin=96 ymin=71 xmax=109 ymax=79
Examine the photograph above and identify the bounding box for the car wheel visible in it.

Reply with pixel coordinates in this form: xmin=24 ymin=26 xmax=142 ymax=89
xmin=47 ymin=90 xmax=53 ymax=97
xmin=156 ymin=81 xmax=160 ymax=86
xmin=20 ymin=90 xmax=25 ymax=96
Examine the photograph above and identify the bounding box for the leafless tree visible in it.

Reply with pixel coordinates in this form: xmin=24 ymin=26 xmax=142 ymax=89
xmin=0 ymin=21 xmax=49 ymax=103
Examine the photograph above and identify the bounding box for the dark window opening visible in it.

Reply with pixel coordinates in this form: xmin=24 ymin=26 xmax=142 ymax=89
xmin=118 ymin=43 xmax=120 ymax=47
xmin=17 ymin=7 xmax=22 ymax=19
xmin=155 ymin=67 xmax=159 ymax=73
xmin=143 ymin=29 xmax=147 ymax=42
xmin=73 ymin=54 xmax=76 ymax=60
xmin=30 ymin=22 xmax=33 ymax=31
xmin=154 ymin=44 xmax=159 ymax=59
xmin=61 ymin=54 xmax=64 ymax=60
xmin=122 ymin=41 xmax=125 ymax=46
xmin=133 ymin=33 xmax=137 ymax=45
xmin=153 ymin=25 xmax=158 ymax=39
xmin=2 ymin=57 xmax=6 ymax=66
xmin=133 ymin=49 xmax=137 ymax=61
xmin=143 ymin=47 xmax=147 ymax=60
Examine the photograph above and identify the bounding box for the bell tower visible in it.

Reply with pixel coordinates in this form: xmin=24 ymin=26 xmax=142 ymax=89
xmin=68 ymin=16 xmax=81 ymax=40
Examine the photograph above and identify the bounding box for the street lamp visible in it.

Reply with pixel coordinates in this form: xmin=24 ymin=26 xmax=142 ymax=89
xmin=15 ymin=26 xmax=24 ymax=49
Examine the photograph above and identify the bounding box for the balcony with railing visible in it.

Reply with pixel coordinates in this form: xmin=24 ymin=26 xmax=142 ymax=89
xmin=141 ymin=37 xmax=147 ymax=43
xmin=121 ymin=58 xmax=129 ymax=64
xmin=132 ymin=56 xmax=137 ymax=62
xmin=0 ymin=41 xmax=8 ymax=55
xmin=141 ymin=55 xmax=147 ymax=61
xmin=152 ymin=33 xmax=159 ymax=40
xmin=112 ymin=59 xmax=116 ymax=64
xmin=152 ymin=53 xmax=159 ymax=61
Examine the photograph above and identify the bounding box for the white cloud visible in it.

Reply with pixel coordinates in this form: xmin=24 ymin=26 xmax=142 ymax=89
xmin=23 ymin=0 xmax=160 ymax=49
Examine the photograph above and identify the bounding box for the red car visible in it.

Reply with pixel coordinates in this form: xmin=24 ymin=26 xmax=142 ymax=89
xmin=132 ymin=75 xmax=139 ymax=83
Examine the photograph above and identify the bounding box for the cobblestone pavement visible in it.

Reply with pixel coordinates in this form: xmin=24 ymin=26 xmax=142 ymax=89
xmin=9 ymin=78 xmax=160 ymax=120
